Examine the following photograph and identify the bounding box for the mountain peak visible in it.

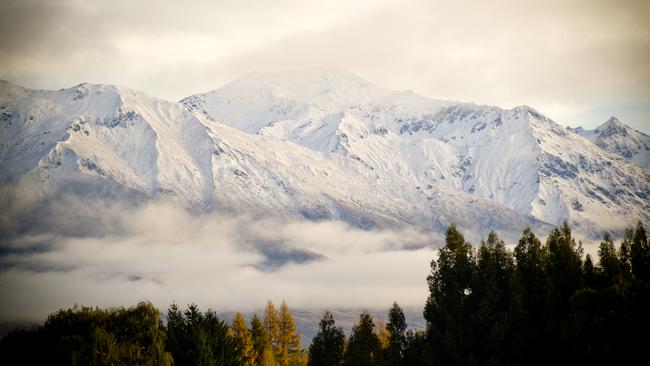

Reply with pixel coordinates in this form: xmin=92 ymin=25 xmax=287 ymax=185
xmin=258 ymin=66 xmax=366 ymax=81
xmin=571 ymin=116 xmax=650 ymax=168
xmin=592 ymin=116 xmax=635 ymax=139
xmin=598 ymin=116 xmax=624 ymax=130
xmin=215 ymin=67 xmax=380 ymax=100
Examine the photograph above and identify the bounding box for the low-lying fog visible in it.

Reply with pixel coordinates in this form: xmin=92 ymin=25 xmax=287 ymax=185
xmin=0 ymin=194 xmax=442 ymax=325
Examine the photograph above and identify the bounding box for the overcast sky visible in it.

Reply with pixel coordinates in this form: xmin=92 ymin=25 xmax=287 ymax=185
xmin=0 ymin=0 xmax=648 ymax=132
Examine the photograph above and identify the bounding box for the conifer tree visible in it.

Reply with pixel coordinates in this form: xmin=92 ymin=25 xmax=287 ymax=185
xmin=166 ymin=304 xmax=237 ymax=366
xmin=618 ymin=228 xmax=633 ymax=278
xmin=385 ymin=302 xmax=407 ymax=366
xmin=471 ymin=231 xmax=518 ymax=364
xmin=251 ymin=314 xmax=277 ymax=366
xmin=512 ymin=228 xmax=551 ymax=364
xmin=402 ymin=330 xmax=435 ymax=366
xmin=278 ymin=301 xmax=302 ymax=366
xmin=258 ymin=346 xmax=279 ymax=366
xmin=343 ymin=311 xmax=385 ymax=366
xmin=231 ymin=313 xmax=256 ymax=366
xmin=263 ymin=300 xmax=303 ymax=366
xmin=424 ymin=225 xmax=475 ymax=365
xmin=630 ymin=221 xmax=650 ymax=282
xmin=544 ymin=223 xmax=584 ymax=358
xmin=629 ymin=222 xmax=650 ymax=364
xmin=264 ymin=300 xmax=280 ymax=355
xmin=545 ymin=223 xmax=583 ymax=313
xmin=597 ymin=232 xmax=621 ymax=286
xmin=583 ymin=254 xmax=596 ymax=288
xmin=308 ymin=311 xmax=345 ymax=366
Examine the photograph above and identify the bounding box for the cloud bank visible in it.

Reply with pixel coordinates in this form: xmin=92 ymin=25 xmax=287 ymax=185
xmin=0 ymin=197 xmax=439 ymax=322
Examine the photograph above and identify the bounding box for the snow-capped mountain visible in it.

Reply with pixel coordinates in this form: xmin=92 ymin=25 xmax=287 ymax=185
xmin=0 ymin=79 xmax=551 ymax=239
xmin=1 ymin=70 xmax=648 ymax=239
xmin=182 ymin=69 xmax=649 ymax=235
xmin=569 ymin=117 xmax=650 ymax=168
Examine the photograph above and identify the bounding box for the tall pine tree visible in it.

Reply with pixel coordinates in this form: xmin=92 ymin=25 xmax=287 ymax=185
xmin=308 ymin=311 xmax=345 ymax=366
xmin=424 ymin=225 xmax=475 ymax=365
xmin=385 ymin=302 xmax=407 ymax=366
xmin=471 ymin=231 xmax=519 ymax=364
xmin=251 ymin=314 xmax=277 ymax=366
xmin=597 ymin=233 xmax=621 ymax=286
xmin=343 ymin=311 xmax=385 ymax=366
xmin=166 ymin=304 xmax=237 ymax=366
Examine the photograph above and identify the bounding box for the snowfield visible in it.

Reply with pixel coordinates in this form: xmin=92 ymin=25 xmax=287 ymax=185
xmin=1 ymin=70 xmax=648 ymax=239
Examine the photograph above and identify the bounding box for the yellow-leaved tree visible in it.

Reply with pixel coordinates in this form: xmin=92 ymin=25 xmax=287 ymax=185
xmin=264 ymin=300 xmax=306 ymax=366
xmin=230 ymin=312 xmax=256 ymax=366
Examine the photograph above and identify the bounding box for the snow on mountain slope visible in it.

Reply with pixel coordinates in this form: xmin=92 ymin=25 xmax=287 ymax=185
xmin=398 ymin=104 xmax=649 ymax=234
xmin=569 ymin=117 xmax=650 ymax=168
xmin=0 ymin=80 xmax=551 ymax=239
xmin=181 ymin=69 xmax=450 ymax=141
xmin=527 ymin=112 xmax=648 ymax=233
xmin=0 ymin=81 xmax=217 ymax=208
xmin=185 ymin=70 xmax=649 ymax=234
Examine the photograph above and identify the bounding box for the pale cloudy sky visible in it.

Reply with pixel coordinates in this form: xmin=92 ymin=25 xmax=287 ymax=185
xmin=0 ymin=0 xmax=648 ymax=132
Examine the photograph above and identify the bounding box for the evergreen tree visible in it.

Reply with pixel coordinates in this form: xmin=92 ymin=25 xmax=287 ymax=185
xmin=583 ymin=254 xmax=596 ymax=288
xmin=630 ymin=221 xmax=650 ymax=282
xmin=343 ymin=311 xmax=385 ymax=366
xmin=546 ymin=223 xmax=584 ymax=306
xmin=231 ymin=313 xmax=256 ymax=366
xmin=570 ymin=230 xmax=635 ymax=365
xmin=402 ymin=330 xmax=435 ymax=366
xmin=512 ymin=228 xmax=551 ymax=365
xmin=629 ymin=222 xmax=650 ymax=365
xmin=251 ymin=314 xmax=277 ymax=366
xmin=308 ymin=311 xmax=345 ymax=366
xmin=597 ymin=232 xmax=621 ymax=286
xmin=544 ymin=223 xmax=584 ymax=360
xmin=423 ymin=225 xmax=475 ymax=365
xmin=470 ymin=231 xmax=518 ymax=364
xmin=385 ymin=302 xmax=407 ymax=366
xmin=618 ymin=228 xmax=634 ymax=278
xmin=166 ymin=304 xmax=237 ymax=366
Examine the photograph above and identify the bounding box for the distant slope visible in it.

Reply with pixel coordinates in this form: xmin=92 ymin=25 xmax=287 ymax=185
xmin=1 ymin=70 xmax=648 ymax=239
xmin=0 ymin=80 xmax=552 ymax=239
xmin=182 ymin=70 xmax=649 ymax=235
xmin=569 ymin=116 xmax=650 ymax=168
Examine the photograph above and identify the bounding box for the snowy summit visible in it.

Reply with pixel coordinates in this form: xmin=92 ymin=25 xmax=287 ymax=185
xmin=1 ymin=70 xmax=648 ymax=238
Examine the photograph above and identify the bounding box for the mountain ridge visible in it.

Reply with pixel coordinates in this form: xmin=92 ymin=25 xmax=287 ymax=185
xmin=182 ymin=71 xmax=648 ymax=235
xmin=569 ymin=116 xmax=650 ymax=168
xmin=1 ymin=73 xmax=648 ymax=239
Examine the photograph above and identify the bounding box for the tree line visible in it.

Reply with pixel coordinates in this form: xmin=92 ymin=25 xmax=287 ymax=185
xmin=1 ymin=222 xmax=648 ymax=365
